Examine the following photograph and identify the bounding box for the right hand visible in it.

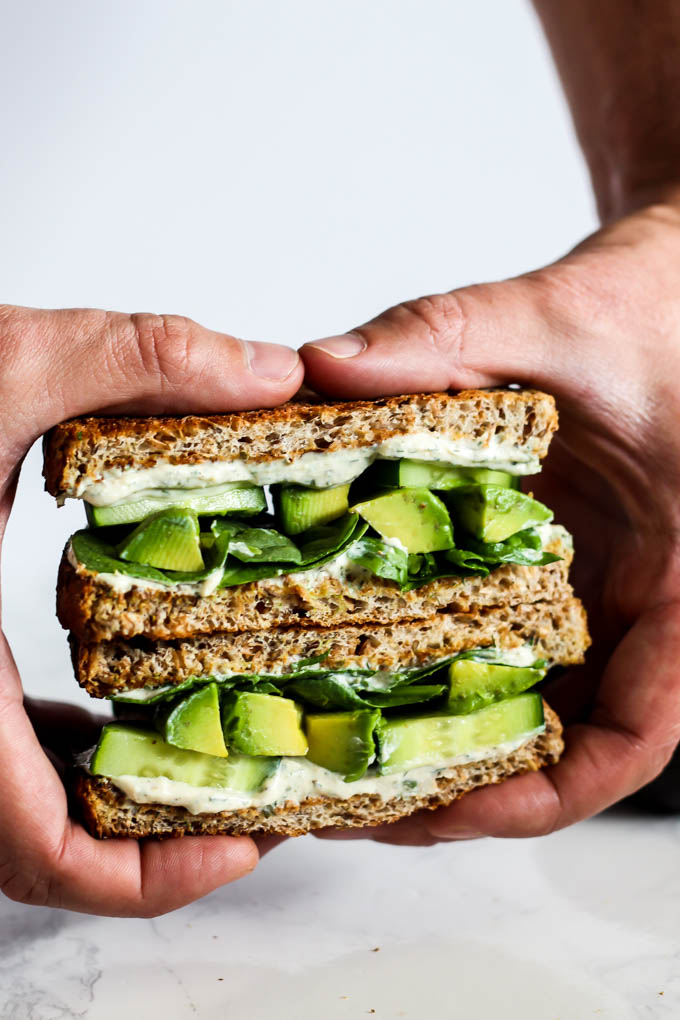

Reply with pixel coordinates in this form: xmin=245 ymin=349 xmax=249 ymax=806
xmin=0 ymin=304 xmax=302 ymax=916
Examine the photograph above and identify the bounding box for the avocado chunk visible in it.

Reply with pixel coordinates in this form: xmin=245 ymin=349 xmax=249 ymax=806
xmin=272 ymin=483 xmax=350 ymax=535
xmin=351 ymin=489 xmax=454 ymax=553
xmin=90 ymin=723 xmax=279 ymax=790
xmin=116 ymin=507 xmax=204 ymax=571
xmin=377 ymin=692 xmax=545 ymax=773
xmin=86 ymin=482 xmax=266 ymax=527
xmin=369 ymin=459 xmax=518 ymax=491
xmin=222 ymin=691 xmax=308 ymax=756
xmin=446 ymin=659 xmax=545 ymax=715
xmin=305 ymin=709 xmax=381 ymax=781
xmin=155 ymin=682 xmax=229 ymax=757
xmin=445 ymin=485 xmax=552 ymax=543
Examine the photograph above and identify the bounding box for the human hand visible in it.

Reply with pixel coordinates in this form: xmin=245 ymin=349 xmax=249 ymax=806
xmin=0 ymin=305 xmax=301 ymax=914
xmin=301 ymin=201 xmax=680 ymax=844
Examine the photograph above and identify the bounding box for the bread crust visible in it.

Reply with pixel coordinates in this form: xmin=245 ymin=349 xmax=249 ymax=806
xmin=74 ymin=703 xmax=563 ymax=838
xmin=43 ymin=389 xmax=557 ymax=500
xmin=72 ymin=596 xmax=590 ymax=698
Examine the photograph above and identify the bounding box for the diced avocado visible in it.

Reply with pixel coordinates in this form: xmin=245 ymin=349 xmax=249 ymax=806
xmin=116 ymin=507 xmax=204 ymax=571
xmin=351 ymin=489 xmax=454 ymax=554
xmin=222 ymin=692 xmax=308 ymax=756
xmin=305 ymin=709 xmax=380 ymax=782
xmin=377 ymin=692 xmax=545 ymax=773
xmin=90 ymin=723 xmax=279 ymax=790
xmin=155 ymin=682 xmax=228 ymax=757
xmin=369 ymin=459 xmax=518 ymax=491
xmin=85 ymin=482 xmax=266 ymax=527
xmin=445 ymin=485 xmax=552 ymax=543
xmin=446 ymin=659 xmax=545 ymax=715
xmin=273 ymin=484 xmax=350 ymax=535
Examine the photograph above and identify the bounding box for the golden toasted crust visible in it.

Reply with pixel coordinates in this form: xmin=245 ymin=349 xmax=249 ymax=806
xmin=43 ymin=389 xmax=558 ymax=500
xmin=72 ymin=596 xmax=589 ymax=698
xmin=57 ymin=529 xmax=573 ymax=642
xmin=74 ymin=703 xmax=563 ymax=838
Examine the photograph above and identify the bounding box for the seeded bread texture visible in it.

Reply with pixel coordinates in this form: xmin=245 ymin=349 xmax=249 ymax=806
xmin=57 ymin=527 xmax=573 ymax=642
xmin=72 ymin=596 xmax=589 ymax=698
xmin=43 ymin=389 xmax=557 ymax=501
xmin=74 ymin=703 xmax=563 ymax=838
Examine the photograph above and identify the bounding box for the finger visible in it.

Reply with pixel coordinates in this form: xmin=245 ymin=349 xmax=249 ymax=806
xmin=38 ymin=821 xmax=259 ymax=917
xmin=0 ymin=305 xmax=303 ymax=459
xmin=299 ymin=278 xmax=564 ymax=398
xmin=424 ymin=601 xmax=680 ymax=839
xmin=23 ymin=696 xmax=111 ymax=759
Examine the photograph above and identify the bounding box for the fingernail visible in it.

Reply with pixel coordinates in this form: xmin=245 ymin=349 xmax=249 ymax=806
xmin=306 ymin=333 xmax=367 ymax=359
xmin=245 ymin=341 xmax=300 ymax=381
xmin=429 ymin=826 xmax=485 ymax=841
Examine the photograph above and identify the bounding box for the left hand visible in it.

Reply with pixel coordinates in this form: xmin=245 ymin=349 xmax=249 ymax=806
xmin=300 ymin=201 xmax=680 ymax=845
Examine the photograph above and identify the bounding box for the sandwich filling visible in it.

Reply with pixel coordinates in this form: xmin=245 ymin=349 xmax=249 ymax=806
xmin=88 ymin=644 xmax=550 ymax=814
xmin=66 ymin=456 xmax=564 ymax=595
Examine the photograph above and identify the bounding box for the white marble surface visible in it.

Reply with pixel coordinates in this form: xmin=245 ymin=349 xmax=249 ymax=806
xmin=2 ymin=808 xmax=679 ymax=1020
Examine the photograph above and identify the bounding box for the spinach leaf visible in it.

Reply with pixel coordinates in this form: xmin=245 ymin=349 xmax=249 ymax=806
xmin=346 ymin=536 xmax=409 ymax=584
xmin=286 ymin=673 xmax=446 ymax=710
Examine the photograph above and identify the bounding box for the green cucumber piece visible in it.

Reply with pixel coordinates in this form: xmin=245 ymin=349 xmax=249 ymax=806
xmin=222 ymin=691 xmax=308 ymax=756
xmin=155 ymin=682 xmax=228 ymax=757
xmin=305 ymin=709 xmax=380 ymax=781
xmin=377 ymin=692 xmax=545 ymax=773
xmin=351 ymin=488 xmax=454 ymax=554
xmin=369 ymin=459 xmax=518 ymax=490
xmin=116 ymin=507 xmax=204 ymax=571
xmin=446 ymin=659 xmax=545 ymax=715
xmin=445 ymin=485 xmax=552 ymax=543
xmin=86 ymin=482 xmax=266 ymax=527
xmin=90 ymin=723 xmax=279 ymax=790
xmin=273 ymin=484 xmax=350 ymax=535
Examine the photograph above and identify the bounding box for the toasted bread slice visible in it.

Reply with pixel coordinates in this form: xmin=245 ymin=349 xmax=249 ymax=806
xmin=44 ymin=389 xmax=557 ymax=502
xmin=72 ymin=596 xmax=589 ymax=698
xmin=74 ymin=702 xmax=563 ymax=838
xmin=57 ymin=525 xmax=573 ymax=642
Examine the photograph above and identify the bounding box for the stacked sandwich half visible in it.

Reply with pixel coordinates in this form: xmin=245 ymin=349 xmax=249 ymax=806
xmin=43 ymin=389 xmax=589 ymax=838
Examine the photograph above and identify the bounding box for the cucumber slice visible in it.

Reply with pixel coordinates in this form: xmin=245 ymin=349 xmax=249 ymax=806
xmin=90 ymin=723 xmax=279 ymax=790
xmin=86 ymin=482 xmax=266 ymax=527
xmin=305 ymin=709 xmax=380 ymax=782
xmin=351 ymin=489 xmax=454 ymax=554
xmin=445 ymin=485 xmax=552 ymax=543
xmin=369 ymin=459 xmax=518 ymax=491
xmin=446 ymin=659 xmax=545 ymax=715
xmin=117 ymin=507 xmax=204 ymax=571
xmin=273 ymin=484 xmax=350 ymax=535
xmin=377 ymin=692 xmax=545 ymax=773
xmin=155 ymin=682 xmax=228 ymax=757
xmin=222 ymin=692 xmax=308 ymax=756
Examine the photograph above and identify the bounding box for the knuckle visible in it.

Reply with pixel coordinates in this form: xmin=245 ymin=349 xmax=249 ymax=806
xmin=402 ymin=292 xmax=467 ymax=355
xmin=129 ymin=312 xmax=197 ymax=389
xmin=0 ymin=862 xmax=52 ymax=907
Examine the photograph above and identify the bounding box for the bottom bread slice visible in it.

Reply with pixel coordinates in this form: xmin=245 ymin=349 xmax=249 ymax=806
xmin=75 ymin=703 xmax=563 ymax=839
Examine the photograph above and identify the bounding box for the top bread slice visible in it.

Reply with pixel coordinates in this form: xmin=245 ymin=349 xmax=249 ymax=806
xmin=43 ymin=389 xmax=558 ymax=502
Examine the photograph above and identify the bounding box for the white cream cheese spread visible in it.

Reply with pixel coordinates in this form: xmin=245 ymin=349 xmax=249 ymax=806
xmin=108 ymin=726 xmax=543 ymax=815
xmin=78 ymin=432 xmax=541 ymax=506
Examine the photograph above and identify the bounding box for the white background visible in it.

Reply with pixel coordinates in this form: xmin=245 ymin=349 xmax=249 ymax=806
xmin=1 ymin=0 xmax=595 ymax=709
xmin=4 ymin=7 xmax=680 ymax=1020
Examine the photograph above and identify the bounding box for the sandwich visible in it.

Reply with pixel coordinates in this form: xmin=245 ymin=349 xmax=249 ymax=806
xmin=43 ymin=389 xmax=589 ymax=838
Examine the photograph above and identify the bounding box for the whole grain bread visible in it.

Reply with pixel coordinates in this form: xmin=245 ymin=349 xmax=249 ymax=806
xmin=44 ymin=389 xmax=557 ymax=501
xmin=72 ymin=596 xmax=589 ymax=698
xmin=74 ymin=703 xmax=563 ymax=838
xmin=58 ymin=527 xmax=573 ymax=642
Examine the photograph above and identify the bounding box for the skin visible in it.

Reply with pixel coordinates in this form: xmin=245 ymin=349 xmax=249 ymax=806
xmin=0 ymin=306 xmax=301 ymax=914
xmin=4 ymin=0 xmax=680 ymax=907
xmin=301 ymin=1 xmax=680 ymax=845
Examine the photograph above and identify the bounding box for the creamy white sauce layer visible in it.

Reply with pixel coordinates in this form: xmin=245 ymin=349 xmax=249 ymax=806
xmin=79 ymin=432 xmax=541 ymax=506
xmin=109 ymin=727 xmax=543 ymax=815
xmin=109 ymin=643 xmax=542 ymax=702
xmin=70 ymin=523 xmax=569 ymax=598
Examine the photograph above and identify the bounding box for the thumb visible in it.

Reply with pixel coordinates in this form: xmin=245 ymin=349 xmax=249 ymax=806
xmin=300 ymin=275 xmax=586 ymax=399
xmin=0 ymin=305 xmax=303 ymax=463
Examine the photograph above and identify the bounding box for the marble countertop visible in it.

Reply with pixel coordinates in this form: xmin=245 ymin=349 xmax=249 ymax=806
xmin=2 ymin=806 xmax=678 ymax=1020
